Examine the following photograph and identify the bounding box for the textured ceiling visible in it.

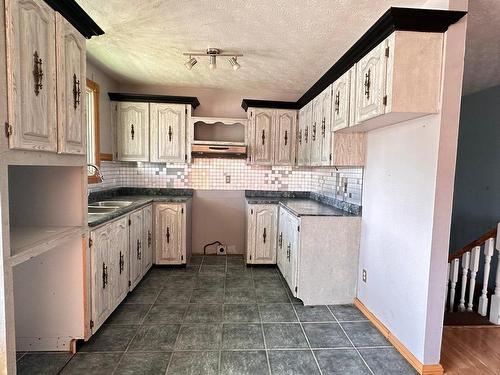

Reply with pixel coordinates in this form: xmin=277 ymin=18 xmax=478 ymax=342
xmin=462 ymin=0 xmax=500 ymax=95
xmin=78 ymin=0 xmax=429 ymax=99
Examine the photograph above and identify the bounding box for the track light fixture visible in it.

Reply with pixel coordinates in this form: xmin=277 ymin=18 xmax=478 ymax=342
xmin=183 ymin=48 xmax=243 ymax=71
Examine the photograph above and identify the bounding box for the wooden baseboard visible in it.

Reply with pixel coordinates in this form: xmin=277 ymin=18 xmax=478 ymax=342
xmin=354 ymin=298 xmax=444 ymax=375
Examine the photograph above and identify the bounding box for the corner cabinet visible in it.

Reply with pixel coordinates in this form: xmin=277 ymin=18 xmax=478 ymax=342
xmin=248 ymin=108 xmax=297 ymax=166
xmin=116 ymin=102 xmax=150 ymax=161
xmin=246 ymin=204 xmax=278 ymax=264
xmin=5 ymin=0 xmax=86 ymax=154
xmin=154 ymin=202 xmax=191 ymax=265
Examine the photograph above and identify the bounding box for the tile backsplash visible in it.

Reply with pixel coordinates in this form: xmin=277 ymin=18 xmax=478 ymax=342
xmin=89 ymin=158 xmax=363 ymax=205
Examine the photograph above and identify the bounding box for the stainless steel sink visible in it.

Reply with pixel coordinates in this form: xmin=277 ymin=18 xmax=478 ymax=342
xmin=88 ymin=206 xmax=119 ymax=214
xmin=89 ymin=200 xmax=133 ymax=208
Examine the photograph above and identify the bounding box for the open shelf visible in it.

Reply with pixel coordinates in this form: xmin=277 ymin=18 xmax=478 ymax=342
xmin=9 ymin=226 xmax=86 ymax=266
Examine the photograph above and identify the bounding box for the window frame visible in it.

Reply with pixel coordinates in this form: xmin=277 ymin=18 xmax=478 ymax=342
xmin=86 ymin=78 xmax=101 ymax=184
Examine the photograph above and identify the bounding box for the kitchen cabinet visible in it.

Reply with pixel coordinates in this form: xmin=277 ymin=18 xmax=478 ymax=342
xmin=142 ymin=204 xmax=153 ymax=273
xmin=6 ymin=0 xmax=57 ymax=152
xmin=109 ymin=217 xmax=129 ymax=309
xmin=56 ymin=13 xmax=86 ymax=155
xmin=116 ymin=102 xmax=150 ymax=161
xmin=274 ymin=110 xmax=297 ymax=165
xmin=154 ymin=202 xmax=191 ymax=265
xmin=318 ymin=86 xmax=333 ymax=166
xmin=246 ymin=204 xmax=278 ymax=264
xmin=331 ymin=68 xmax=354 ymax=132
xmin=310 ymin=96 xmax=322 ymax=166
xmin=129 ymin=210 xmax=143 ymax=290
xmin=297 ymin=103 xmax=312 ymax=166
xmin=248 ymin=108 xmax=274 ymax=165
xmin=277 ymin=205 xmax=361 ymax=305
xmin=150 ymin=103 xmax=187 ymax=163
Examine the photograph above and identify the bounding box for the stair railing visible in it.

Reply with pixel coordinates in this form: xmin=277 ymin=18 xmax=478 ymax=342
xmin=445 ymin=223 xmax=499 ymax=324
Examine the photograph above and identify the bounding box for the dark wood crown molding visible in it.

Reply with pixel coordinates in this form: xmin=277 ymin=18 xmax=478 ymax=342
xmin=108 ymin=93 xmax=200 ymax=109
xmin=44 ymin=0 xmax=104 ymax=39
xmin=242 ymin=7 xmax=466 ymax=112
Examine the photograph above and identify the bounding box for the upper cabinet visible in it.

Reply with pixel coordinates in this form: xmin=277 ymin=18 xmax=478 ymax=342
xmin=150 ymin=103 xmax=187 ymax=163
xmin=318 ymin=86 xmax=333 ymax=166
xmin=5 ymin=0 xmax=88 ymax=155
xmin=6 ymin=0 xmax=57 ymax=152
xmin=116 ymin=102 xmax=150 ymax=161
xmin=331 ymin=68 xmax=354 ymax=132
xmin=248 ymin=108 xmax=297 ymax=166
xmin=56 ymin=14 xmax=86 ymax=155
xmin=297 ymin=104 xmax=311 ymax=166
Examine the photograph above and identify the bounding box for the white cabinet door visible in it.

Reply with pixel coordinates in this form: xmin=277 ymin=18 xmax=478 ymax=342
xmin=55 ymin=13 xmax=86 ymax=155
xmin=6 ymin=0 xmax=57 ymax=152
xmin=142 ymin=205 xmax=153 ymax=273
xmin=285 ymin=213 xmax=300 ymax=297
xmin=250 ymin=205 xmax=277 ymax=264
xmin=310 ymin=97 xmax=322 ymax=166
xmin=274 ymin=110 xmax=297 ymax=165
xmin=116 ymin=102 xmax=149 ymax=161
xmin=355 ymin=39 xmax=387 ymax=124
xmin=109 ymin=217 xmax=129 ymax=308
xmin=90 ymin=226 xmax=111 ymax=333
xmin=277 ymin=208 xmax=288 ymax=278
xmin=331 ymin=69 xmax=353 ymax=132
xmin=129 ymin=210 xmax=143 ymax=290
xmin=250 ymin=109 xmax=274 ymax=165
xmin=150 ymin=103 xmax=186 ymax=163
xmin=155 ymin=204 xmax=185 ymax=265
xmin=319 ymin=85 xmax=333 ymax=166
xmin=297 ymin=103 xmax=311 ymax=166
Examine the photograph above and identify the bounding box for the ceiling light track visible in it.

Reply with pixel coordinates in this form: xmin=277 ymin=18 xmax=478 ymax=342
xmin=183 ymin=48 xmax=242 ymax=71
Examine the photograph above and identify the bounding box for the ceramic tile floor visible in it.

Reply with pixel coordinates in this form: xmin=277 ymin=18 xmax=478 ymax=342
xmin=16 ymin=255 xmax=417 ymax=374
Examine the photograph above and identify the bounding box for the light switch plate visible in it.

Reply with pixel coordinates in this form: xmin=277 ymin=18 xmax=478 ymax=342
xmin=225 ymin=175 xmax=231 ymax=183
xmin=362 ymin=269 xmax=367 ymax=283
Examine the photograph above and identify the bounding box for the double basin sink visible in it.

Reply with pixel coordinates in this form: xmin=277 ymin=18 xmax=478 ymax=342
xmin=88 ymin=200 xmax=134 ymax=221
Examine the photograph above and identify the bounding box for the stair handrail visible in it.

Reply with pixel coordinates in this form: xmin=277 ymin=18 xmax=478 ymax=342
xmin=449 ymin=227 xmax=497 ymax=262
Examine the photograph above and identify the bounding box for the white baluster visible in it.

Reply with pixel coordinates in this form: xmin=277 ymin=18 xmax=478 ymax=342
xmin=467 ymin=246 xmax=481 ymax=312
xmin=479 ymin=238 xmax=495 ymax=316
xmin=459 ymin=252 xmax=470 ymax=312
xmin=449 ymin=259 xmax=460 ymax=312
xmin=489 ymin=224 xmax=500 ymax=324
xmin=445 ymin=263 xmax=450 ymax=312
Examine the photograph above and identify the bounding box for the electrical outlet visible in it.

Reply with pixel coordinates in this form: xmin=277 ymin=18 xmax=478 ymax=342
xmin=362 ymin=269 xmax=367 ymax=283
xmin=225 ymin=174 xmax=231 ymax=183
xmin=217 ymin=244 xmax=227 ymax=255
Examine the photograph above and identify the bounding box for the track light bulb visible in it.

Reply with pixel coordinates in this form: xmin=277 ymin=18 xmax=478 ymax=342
xmin=184 ymin=56 xmax=197 ymax=70
xmin=228 ymin=57 xmax=241 ymax=71
xmin=209 ymin=55 xmax=217 ymax=70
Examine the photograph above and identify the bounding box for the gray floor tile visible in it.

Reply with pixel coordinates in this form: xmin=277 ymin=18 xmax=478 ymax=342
xmin=226 ymin=256 xmax=245 ymax=265
xmin=341 ymin=322 xmax=389 ymax=347
xmin=17 ymin=352 xmax=73 ymax=375
xmin=315 ymin=349 xmax=371 ymax=375
xmin=199 ymin=265 xmax=226 ymax=276
xmin=115 ymin=352 xmax=171 ymax=374
xmin=225 ymin=277 xmax=254 ymax=288
xmin=188 ymin=256 xmax=203 ymax=265
xmin=259 ymin=303 xmax=297 ymax=322
xmin=195 ymin=275 xmax=225 ymax=289
xmin=80 ymin=325 xmax=138 ymax=352
xmin=268 ymin=350 xmax=320 ymax=375
xmin=156 ymin=289 xmax=193 ymax=304
xmin=203 ymin=256 xmax=227 ymax=265
xmin=263 ymin=323 xmax=308 ymax=349
xmin=255 ymin=288 xmax=290 ymax=303
xmin=224 ymin=288 xmax=257 ymax=304
xmin=167 ymin=351 xmax=219 ymax=375
xmin=223 ymin=304 xmax=260 ymax=323
xmin=190 ymin=288 xmax=224 ymax=303
xmin=60 ymin=353 xmax=122 ymax=374
xmin=164 ymin=266 xmax=200 ymax=276
xmin=138 ymin=275 xmax=166 ymax=289
xmin=295 ymin=305 xmax=335 ymax=322
xmin=184 ymin=304 xmax=223 ymax=323
xmin=222 ymin=323 xmax=264 ymax=349
xmin=220 ymin=350 xmax=269 ymax=375
xmin=124 ymin=286 xmax=161 ymax=304
xmin=359 ymin=347 xmax=418 ymax=375
xmin=303 ymin=323 xmax=352 ymax=349
xmin=162 ymin=276 xmax=197 ymax=290
xmin=175 ymin=324 xmax=223 ymax=350
xmin=128 ymin=324 xmax=180 ymax=352
xmin=106 ymin=304 xmax=151 ymax=324
xmin=144 ymin=305 xmax=187 ymax=324
xmin=16 ymin=352 xmax=26 ymax=361
xmin=329 ymin=304 xmax=367 ymax=322
xmin=226 ymin=266 xmax=253 ymax=278
xmin=253 ymin=278 xmax=284 ymax=289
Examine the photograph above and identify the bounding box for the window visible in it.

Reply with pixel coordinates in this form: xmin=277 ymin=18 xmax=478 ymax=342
xmin=86 ymin=79 xmax=100 ymax=183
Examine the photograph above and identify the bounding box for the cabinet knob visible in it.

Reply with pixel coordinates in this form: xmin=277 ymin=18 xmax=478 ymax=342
xmin=33 ymin=51 xmax=43 ymax=96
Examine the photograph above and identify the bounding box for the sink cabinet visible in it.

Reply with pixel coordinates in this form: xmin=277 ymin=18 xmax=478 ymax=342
xmin=129 ymin=210 xmax=143 ymax=290
xmin=142 ymin=204 xmax=153 ymax=273
xmin=246 ymin=204 xmax=278 ymax=264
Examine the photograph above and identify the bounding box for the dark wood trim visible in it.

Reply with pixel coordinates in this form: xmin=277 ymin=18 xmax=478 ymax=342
xmin=449 ymin=228 xmax=497 ymax=262
xmin=108 ymin=93 xmax=200 ymax=109
xmin=241 ymin=7 xmax=466 ymax=112
xmin=43 ymin=0 xmax=104 ymax=39
xmin=87 ymin=78 xmax=101 ymax=185
xmin=241 ymin=99 xmax=299 ymax=112
xmin=100 ymin=153 xmax=113 ymax=161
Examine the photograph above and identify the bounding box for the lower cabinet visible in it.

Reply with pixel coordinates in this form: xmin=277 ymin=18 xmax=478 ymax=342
xmin=246 ymin=204 xmax=278 ymax=264
xmin=89 ymin=204 xmax=153 ymax=334
xmin=154 ymin=202 xmax=191 ymax=265
xmin=277 ymin=207 xmax=299 ymax=293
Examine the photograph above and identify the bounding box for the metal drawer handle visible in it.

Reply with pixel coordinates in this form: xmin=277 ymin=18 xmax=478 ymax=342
xmin=130 ymin=124 xmax=135 ymax=140
xmin=364 ymin=69 xmax=371 ymax=100
xmin=263 ymin=228 xmax=267 ymax=244
xmin=102 ymin=262 xmax=108 ymax=289
xmin=73 ymin=73 xmax=81 ymax=109
xmin=166 ymin=227 xmax=170 ymax=243
xmin=261 ymin=129 xmax=266 ymax=145
xmin=168 ymin=126 xmax=173 ymax=142
xmin=119 ymin=251 xmax=124 ymax=274
xmin=284 ymin=130 xmax=288 ymax=146
xmin=33 ymin=51 xmax=43 ymax=95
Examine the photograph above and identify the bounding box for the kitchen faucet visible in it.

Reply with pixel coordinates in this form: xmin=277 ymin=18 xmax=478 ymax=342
xmin=87 ymin=163 xmax=104 ymax=182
